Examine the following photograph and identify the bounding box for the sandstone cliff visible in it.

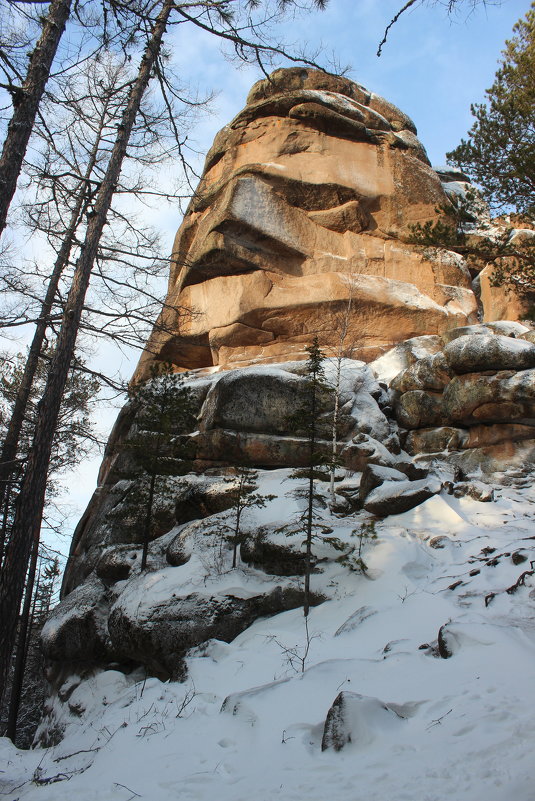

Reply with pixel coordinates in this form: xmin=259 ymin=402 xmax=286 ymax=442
xmin=42 ymin=71 xmax=535 ymax=723
xmin=135 ymin=68 xmax=486 ymax=377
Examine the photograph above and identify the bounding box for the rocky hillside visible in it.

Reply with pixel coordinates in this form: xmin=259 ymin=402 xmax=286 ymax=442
xmin=2 ymin=68 xmax=534 ymax=800
xmin=2 ymin=458 xmax=535 ymax=800
xmin=33 ymin=321 xmax=535 ymax=697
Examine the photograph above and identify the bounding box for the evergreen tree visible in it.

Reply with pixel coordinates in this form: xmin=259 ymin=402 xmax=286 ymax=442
xmin=126 ymin=363 xmax=196 ymax=570
xmin=447 ymin=2 xmax=535 ymax=217
xmin=407 ymin=187 xmax=535 ymax=295
xmin=290 ymin=338 xmax=332 ymax=617
xmin=0 ymin=349 xmax=96 ymax=739
xmin=212 ymin=467 xmax=274 ymax=570
xmin=3 ymin=555 xmax=60 ymax=745
xmin=0 ymin=349 xmax=98 ymax=567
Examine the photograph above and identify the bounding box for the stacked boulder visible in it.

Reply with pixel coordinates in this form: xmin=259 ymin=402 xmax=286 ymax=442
xmin=387 ymin=322 xmax=535 ymax=469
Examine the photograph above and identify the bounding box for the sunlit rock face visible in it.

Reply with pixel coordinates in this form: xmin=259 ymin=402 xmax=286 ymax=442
xmin=135 ymin=68 xmax=478 ymax=378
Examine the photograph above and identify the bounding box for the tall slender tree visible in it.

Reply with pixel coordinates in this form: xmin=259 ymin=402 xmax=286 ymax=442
xmin=290 ymin=338 xmax=331 ymax=617
xmin=0 ymin=348 xmax=96 ymax=736
xmin=0 ymin=0 xmax=72 ymax=238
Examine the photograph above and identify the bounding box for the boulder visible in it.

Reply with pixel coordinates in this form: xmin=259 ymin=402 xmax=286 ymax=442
xmin=369 ymin=335 xmax=444 ymax=384
xmin=362 ymin=476 xmax=441 ymax=516
xmin=200 ymin=367 xmax=304 ymax=436
xmin=466 ymin=423 xmax=535 ymax=449
xmin=390 ymin=351 xmax=453 ymax=393
xmin=165 ymin=523 xmax=195 ymax=567
xmin=240 ymin=527 xmax=309 ymax=575
xmin=41 ymin=578 xmax=113 ymax=663
xmin=321 ymin=691 xmax=405 ymax=751
xmin=444 ymin=438 xmax=535 ymax=476
xmin=173 ymin=474 xmax=244 ymax=524
xmin=484 ymin=321 xmax=531 ymax=337
xmin=340 ymin=433 xmax=399 ymax=472
xmin=359 ymin=463 xmax=407 ymax=504
xmin=405 ymin=426 xmax=469 ymax=454
xmin=107 ymin=576 xmax=311 ymax=679
xmin=441 ymin=321 xmax=530 ymax=344
xmin=96 ymin=545 xmax=140 ymax=583
xmin=442 ymin=370 xmax=535 ymax=423
xmin=444 ymin=334 xmax=535 ymax=374
xmin=395 ymin=389 xmax=444 ymax=429
xmin=452 ymin=481 xmax=494 ymax=502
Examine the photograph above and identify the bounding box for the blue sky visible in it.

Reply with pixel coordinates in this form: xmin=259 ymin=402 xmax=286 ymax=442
xmin=168 ymin=0 xmax=530 ymax=173
xmin=142 ymin=0 xmax=532 ymax=243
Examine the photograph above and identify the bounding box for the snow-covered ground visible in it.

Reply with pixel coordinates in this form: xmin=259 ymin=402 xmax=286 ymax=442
xmin=2 ymin=467 xmax=535 ymax=801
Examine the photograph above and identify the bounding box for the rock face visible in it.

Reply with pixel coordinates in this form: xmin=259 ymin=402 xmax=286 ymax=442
xmin=389 ymin=324 xmax=535 ymax=467
xmin=44 ymin=71 xmax=535 ymax=705
xmin=54 ymin=322 xmax=535 ymax=685
xmin=135 ymin=67 xmax=481 ymax=377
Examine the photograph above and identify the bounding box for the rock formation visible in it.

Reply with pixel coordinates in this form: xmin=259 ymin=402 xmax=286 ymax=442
xmin=135 ymin=67 xmax=483 ymax=377
xmin=39 ymin=71 xmax=535 ymax=735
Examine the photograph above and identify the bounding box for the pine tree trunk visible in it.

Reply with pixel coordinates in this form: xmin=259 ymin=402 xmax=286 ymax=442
xmin=232 ymin=504 xmax=242 ymax=569
xmin=0 ymin=159 xmax=96 ymax=516
xmin=4 ymin=538 xmax=39 ymax=741
xmin=0 ymin=482 xmax=14 ymax=568
xmin=0 ymin=0 xmax=72 ymax=238
xmin=0 ymin=0 xmax=175 ymax=705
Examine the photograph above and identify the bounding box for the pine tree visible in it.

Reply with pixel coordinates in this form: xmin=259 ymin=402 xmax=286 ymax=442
xmin=289 ymin=338 xmax=332 ymax=617
xmin=407 ymin=187 xmax=535 ymax=295
xmin=0 ymin=349 xmax=98 ymax=568
xmin=3 ymin=556 xmax=60 ymax=745
xmin=447 ymin=2 xmax=535 ymax=217
xmin=0 ymin=0 xmax=72 ymax=238
xmin=211 ymin=467 xmax=275 ymax=570
xmin=126 ymin=363 xmax=196 ymax=570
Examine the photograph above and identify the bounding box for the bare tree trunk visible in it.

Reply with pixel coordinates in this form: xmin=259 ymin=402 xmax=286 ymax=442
xmin=304 ymin=377 xmax=317 ymax=618
xmin=0 ymin=0 xmax=174 ymax=706
xmin=4 ymin=537 xmax=39 ymax=741
xmin=0 ymin=108 xmax=108 ymax=517
xmin=0 ymin=0 xmax=72 ymax=238
xmin=329 ymin=357 xmax=341 ymax=506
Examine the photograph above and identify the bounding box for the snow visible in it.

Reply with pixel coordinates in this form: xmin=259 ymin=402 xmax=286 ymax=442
xmin=259 ymin=162 xmax=286 ymax=170
xmin=370 ymin=335 xmax=442 ymax=384
xmin=442 ymin=179 xmax=469 ymax=198
xmin=2 ymin=471 xmax=535 ymax=801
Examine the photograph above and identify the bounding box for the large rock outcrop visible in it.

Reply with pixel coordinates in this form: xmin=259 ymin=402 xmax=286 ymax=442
xmin=135 ymin=67 xmax=481 ymax=377
xmin=45 ymin=71 xmax=535 ymax=701
xmin=388 ymin=323 xmax=535 ymax=466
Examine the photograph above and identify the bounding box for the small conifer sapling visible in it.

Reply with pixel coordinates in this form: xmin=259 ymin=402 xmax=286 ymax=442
xmin=127 ymin=363 xmax=195 ymax=570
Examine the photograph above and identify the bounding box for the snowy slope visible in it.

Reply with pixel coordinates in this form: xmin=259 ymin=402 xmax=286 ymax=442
xmin=2 ymin=467 xmax=535 ymax=801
